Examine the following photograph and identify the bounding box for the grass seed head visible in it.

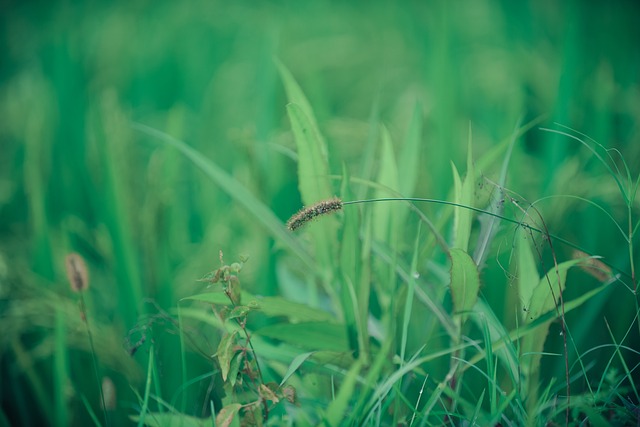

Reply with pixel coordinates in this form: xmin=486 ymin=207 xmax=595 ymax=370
xmin=286 ymin=197 xmax=343 ymax=231
xmin=65 ymin=252 xmax=89 ymax=292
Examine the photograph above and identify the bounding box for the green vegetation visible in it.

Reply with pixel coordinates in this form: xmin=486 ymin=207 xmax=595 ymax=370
xmin=1 ymin=1 xmax=639 ymax=426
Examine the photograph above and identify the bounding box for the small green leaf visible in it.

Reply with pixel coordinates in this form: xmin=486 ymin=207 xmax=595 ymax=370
xmin=280 ymin=351 xmax=315 ymax=386
xmin=217 ymin=331 xmax=239 ymax=382
xmin=449 ymin=248 xmax=480 ymax=322
xmin=215 ymin=403 xmax=242 ymax=427
xmin=227 ymin=305 xmax=251 ymax=320
xmin=227 ymin=351 xmax=244 ymax=387
xmin=226 ymin=276 xmax=241 ymax=306
xmin=198 ymin=269 xmax=221 ymax=283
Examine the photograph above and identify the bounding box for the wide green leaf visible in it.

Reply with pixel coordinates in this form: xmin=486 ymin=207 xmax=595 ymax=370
xmin=449 ymin=248 xmax=480 ymax=323
xmin=217 ymin=331 xmax=239 ymax=382
xmin=185 ymin=291 xmax=335 ymax=323
xmin=255 ymin=322 xmax=349 ymax=352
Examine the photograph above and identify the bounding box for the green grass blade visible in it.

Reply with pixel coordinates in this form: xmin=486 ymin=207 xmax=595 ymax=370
xmin=80 ymin=394 xmax=103 ymax=427
xmin=279 ymin=352 xmax=315 ymax=387
xmin=398 ymin=102 xmax=423 ymax=196
xmin=54 ymin=307 xmax=69 ymax=427
xmin=400 ymin=227 xmax=420 ymax=364
xmin=324 ymin=358 xmax=365 ymax=426
xmin=137 ymin=345 xmax=155 ymax=427
xmin=340 ymin=166 xmax=368 ymax=360
xmin=452 ymin=127 xmax=475 ymax=252
xmin=474 ymin=119 xmax=520 ymax=266
xmin=373 ymin=125 xmax=400 ymax=244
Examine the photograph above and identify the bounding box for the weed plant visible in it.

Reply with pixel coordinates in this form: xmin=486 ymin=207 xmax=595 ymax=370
xmin=0 ymin=1 xmax=639 ymax=426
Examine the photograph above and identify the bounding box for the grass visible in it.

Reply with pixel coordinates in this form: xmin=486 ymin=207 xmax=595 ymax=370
xmin=1 ymin=1 xmax=639 ymax=426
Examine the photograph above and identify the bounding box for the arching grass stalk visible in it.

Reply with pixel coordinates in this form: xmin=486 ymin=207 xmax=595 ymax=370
xmin=286 ymin=196 xmax=632 ymax=283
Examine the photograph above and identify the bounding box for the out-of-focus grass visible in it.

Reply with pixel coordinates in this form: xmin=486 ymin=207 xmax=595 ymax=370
xmin=0 ymin=1 xmax=639 ymax=425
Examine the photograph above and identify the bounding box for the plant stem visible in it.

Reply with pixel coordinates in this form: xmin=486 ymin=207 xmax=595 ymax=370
xmin=79 ymin=292 xmax=109 ymax=427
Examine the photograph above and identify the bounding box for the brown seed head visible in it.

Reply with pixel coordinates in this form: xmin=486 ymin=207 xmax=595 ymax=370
xmin=65 ymin=252 xmax=89 ymax=292
xmin=286 ymin=197 xmax=343 ymax=231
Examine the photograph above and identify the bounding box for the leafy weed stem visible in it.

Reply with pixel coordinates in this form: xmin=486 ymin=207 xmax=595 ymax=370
xmin=223 ymin=290 xmax=269 ymax=421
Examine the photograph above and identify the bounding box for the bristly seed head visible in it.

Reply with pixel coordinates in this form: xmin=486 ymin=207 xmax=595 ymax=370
xmin=65 ymin=252 xmax=89 ymax=292
xmin=286 ymin=197 xmax=343 ymax=231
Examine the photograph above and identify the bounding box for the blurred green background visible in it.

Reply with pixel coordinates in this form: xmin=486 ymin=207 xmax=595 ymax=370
xmin=1 ymin=0 xmax=639 ymax=425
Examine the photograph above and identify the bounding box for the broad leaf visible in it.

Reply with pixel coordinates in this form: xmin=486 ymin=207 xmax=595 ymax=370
xmin=449 ymin=248 xmax=480 ymax=322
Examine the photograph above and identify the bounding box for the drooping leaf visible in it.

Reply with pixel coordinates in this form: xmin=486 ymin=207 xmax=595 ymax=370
xmin=516 ymin=234 xmax=540 ymax=321
xmin=526 ymin=258 xmax=585 ymax=322
xmin=217 ymin=331 xmax=239 ymax=382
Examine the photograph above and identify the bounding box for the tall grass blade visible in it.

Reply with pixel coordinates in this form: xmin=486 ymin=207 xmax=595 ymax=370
xmin=452 ymin=127 xmax=475 ymax=251
xmin=398 ymin=102 xmax=423 ymax=197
